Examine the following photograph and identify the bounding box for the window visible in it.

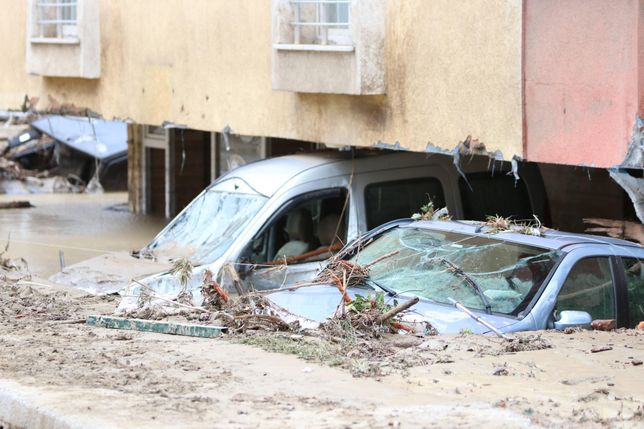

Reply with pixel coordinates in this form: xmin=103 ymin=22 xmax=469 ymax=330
xmin=622 ymin=258 xmax=644 ymax=327
xmin=217 ymin=135 xmax=265 ymax=176
xmin=364 ymin=178 xmax=445 ymax=230
xmin=556 ymin=257 xmax=616 ymax=320
xmin=351 ymin=227 xmax=561 ymax=315
xmin=291 ymin=0 xmax=351 ymax=45
xmin=34 ymin=0 xmax=78 ymax=40
xmin=244 ymin=190 xmax=348 ymax=265
xmin=459 ymin=172 xmax=533 ymax=221
xmin=144 ymin=126 xmax=166 ymax=140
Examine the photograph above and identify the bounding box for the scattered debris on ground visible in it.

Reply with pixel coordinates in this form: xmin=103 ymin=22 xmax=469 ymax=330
xmin=1 ymin=249 xmax=643 ymax=428
xmin=0 ymin=239 xmax=29 ymax=276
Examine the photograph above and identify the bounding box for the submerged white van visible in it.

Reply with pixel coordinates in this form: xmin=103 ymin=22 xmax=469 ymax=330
xmin=51 ymin=150 xmax=547 ymax=311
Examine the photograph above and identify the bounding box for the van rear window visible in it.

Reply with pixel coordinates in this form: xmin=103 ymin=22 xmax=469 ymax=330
xmin=365 ymin=178 xmax=445 ymax=230
xmin=459 ymin=173 xmax=533 ymax=221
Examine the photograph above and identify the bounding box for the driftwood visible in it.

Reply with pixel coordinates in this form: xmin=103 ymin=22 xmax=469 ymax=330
xmin=222 ymin=263 xmax=245 ymax=296
xmin=364 ymin=250 xmax=400 ymax=269
xmin=377 ymin=296 xmax=419 ymax=324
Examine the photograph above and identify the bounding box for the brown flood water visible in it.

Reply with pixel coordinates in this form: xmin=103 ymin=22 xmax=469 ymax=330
xmin=0 ymin=192 xmax=167 ymax=277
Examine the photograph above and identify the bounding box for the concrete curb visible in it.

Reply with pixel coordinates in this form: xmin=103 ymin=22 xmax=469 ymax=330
xmin=0 ymin=380 xmax=86 ymax=429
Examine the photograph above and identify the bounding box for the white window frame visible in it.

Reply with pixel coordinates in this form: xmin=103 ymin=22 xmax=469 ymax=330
xmin=291 ymin=0 xmax=351 ymax=46
xmin=31 ymin=0 xmax=79 ymax=43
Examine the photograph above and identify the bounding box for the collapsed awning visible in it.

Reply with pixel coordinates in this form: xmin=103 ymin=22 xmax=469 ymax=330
xmin=31 ymin=116 xmax=127 ymax=160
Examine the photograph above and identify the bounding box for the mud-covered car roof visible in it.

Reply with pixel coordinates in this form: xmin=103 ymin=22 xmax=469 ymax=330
xmin=404 ymin=220 xmax=643 ymax=251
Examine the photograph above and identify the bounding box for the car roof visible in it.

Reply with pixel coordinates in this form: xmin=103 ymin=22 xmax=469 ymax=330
xmin=220 ymin=152 xmax=347 ymax=196
xmin=405 ymin=220 xmax=643 ymax=251
xmin=218 ymin=151 xmax=452 ymax=197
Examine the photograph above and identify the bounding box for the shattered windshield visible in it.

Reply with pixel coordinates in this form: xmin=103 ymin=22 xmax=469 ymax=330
xmin=143 ymin=181 xmax=267 ymax=265
xmin=351 ymin=227 xmax=561 ymax=315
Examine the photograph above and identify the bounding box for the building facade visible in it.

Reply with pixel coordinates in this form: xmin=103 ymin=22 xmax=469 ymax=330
xmin=0 ymin=0 xmax=641 ymax=218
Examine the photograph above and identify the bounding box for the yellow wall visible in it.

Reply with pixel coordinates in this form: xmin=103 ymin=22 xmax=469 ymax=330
xmin=0 ymin=0 xmax=524 ymax=157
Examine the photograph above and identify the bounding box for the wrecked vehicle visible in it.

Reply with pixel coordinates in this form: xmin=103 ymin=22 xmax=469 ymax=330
xmin=267 ymin=220 xmax=644 ymax=334
xmin=50 ymin=150 xmax=547 ymax=306
xmin=31 ymin=115 xmax=128 ymax=190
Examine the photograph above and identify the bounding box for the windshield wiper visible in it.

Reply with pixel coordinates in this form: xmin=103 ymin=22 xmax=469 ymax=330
xmin=363 ymin=277 xmax=397 ymax=297
xmin=438 ymin=258 xmax=492 ymax=314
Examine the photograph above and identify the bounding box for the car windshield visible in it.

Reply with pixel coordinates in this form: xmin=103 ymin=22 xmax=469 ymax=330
xmin=350 ymin=227 xmax=561 ymax=315
xmin=143 ymin=182 xmax=267 ymax=265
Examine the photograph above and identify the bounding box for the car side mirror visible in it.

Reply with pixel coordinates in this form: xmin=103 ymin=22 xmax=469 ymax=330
xmin=554 ymin=310 xmax=592 ymax=330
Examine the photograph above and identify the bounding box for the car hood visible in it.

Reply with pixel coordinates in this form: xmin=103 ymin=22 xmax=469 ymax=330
xmin=267 ymin=284 xmax=520 ymax=334
xmin=48 ymin=251 xmax=171 ymax=295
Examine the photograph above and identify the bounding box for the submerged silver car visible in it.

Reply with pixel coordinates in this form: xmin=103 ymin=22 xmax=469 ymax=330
xmin=267 ymin=220 xmax=644 ymax=334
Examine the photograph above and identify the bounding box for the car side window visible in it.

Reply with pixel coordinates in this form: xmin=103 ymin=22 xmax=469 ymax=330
xmin=245 ymin=190 xmax=348 ymax=265
xmin=621 ymin=258 xmax=644 ymax=327
xmin=556 ymin=257 xmax=616 ymax=320
xmin=364 ymin=178 xmax=445 ymax=230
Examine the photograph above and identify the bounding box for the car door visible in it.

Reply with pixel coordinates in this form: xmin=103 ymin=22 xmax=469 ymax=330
xmin=617 ymin=256 xmax=644 ymax=328
xmin=554 ymin=256 xmax=619 ymax=322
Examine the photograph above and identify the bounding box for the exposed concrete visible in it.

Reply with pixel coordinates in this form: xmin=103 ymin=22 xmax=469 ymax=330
xmin=610 ymin=170 xmax=644 ymax=223
xmin=610 ymin=116 xmax=644 ymax=223
xmin=0 ymin=379 xmax=100 ymax=429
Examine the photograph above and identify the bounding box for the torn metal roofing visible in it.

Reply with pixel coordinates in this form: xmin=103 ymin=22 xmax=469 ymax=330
xmin=31 ymin=116 xmax=127 ymax=160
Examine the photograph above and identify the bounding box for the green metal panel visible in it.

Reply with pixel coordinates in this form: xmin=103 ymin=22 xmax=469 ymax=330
xmin=86 ymin=315 xmax=227 ymax=338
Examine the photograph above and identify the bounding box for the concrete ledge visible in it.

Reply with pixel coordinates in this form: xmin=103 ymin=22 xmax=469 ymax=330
xmin=0 ymin=380 xmax=83 ymax=429
xmin=273 ymin=43 xmax=354 ymax=52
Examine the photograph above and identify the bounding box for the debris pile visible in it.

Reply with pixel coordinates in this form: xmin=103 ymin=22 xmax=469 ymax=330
xmin=411 ymin=198 xmax=450 ymax=221
xmin=484 ymin=214 xmax=547 ymax=237
xmin=316 ymin=259 xmax=370 ymax=303
xmin=0 ymin=112 xmax=128 ymax=194
xmin=0 ymin=239 xmax=29 ymax=279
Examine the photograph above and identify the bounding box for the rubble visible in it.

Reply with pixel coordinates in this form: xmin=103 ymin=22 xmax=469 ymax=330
xmin=591 ymin=319 xmax=617 ymax=331
xmin=0 ymin=114 xmax=127 ymax=194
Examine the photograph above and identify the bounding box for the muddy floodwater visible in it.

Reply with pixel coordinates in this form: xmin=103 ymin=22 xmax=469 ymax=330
xmin=0 ymin=192 xmax=167 ymax=277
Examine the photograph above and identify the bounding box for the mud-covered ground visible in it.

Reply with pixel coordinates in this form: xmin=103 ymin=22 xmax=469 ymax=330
xmin=0 ymin=275 xmax=643 ymax=429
